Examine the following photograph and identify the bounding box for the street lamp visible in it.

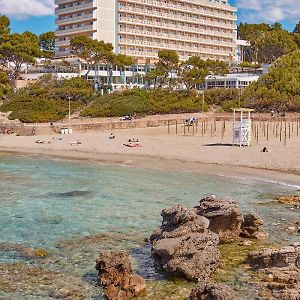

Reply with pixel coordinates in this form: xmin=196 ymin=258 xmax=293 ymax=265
xmin=68 ymin=96 xmax=71 ymax=121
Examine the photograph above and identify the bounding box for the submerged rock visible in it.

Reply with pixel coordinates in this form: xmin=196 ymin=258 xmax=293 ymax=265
xmin=194 ymin=196 xmax=243 ymax=243
xmin=95 ymin=251 xmax=146 ymax=300
xmin=247 ymin=244 xmax=300 ymax=299
xmin=0 ymin=263 xmax=92 ymax=299
xmin=190 ymin=281 xmax=237 ymax=300
xmin=0 ymin=242 xmax=49 ymax=259
xmin=48 ymin=190 xmax=91 ymax=198
xmin=276 ymin=195 xmax=300 ymax=205
xmin=240 ymin=214 xmax=268 ymax=240
xmin=150 ymin=205 xmax=220 ymax=281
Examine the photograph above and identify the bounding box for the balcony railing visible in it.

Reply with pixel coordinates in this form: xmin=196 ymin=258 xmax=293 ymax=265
xmin=119 ymin=28 xmax=234 ymax=47
xmin=118 ymin=3 xmax=236 ymax=22
xmin=55 ymin=2 xmax=95 ymax=14
xmin=56 ymin=13 xmax=96 ymax=26
xmin=56 ymin=24 xmax=95 ymax=36
xmin=118 ymin=39 xmax=233 ymax=55
xmin=55 ymin=0 xmax=77 ymax=5
xmin=119 ymin=6 xmax=236 ymax=29
xmin=118 ymin=0 xmax=237 ymax=15
xmin=119 ymin=17 xmax=235 ymax=38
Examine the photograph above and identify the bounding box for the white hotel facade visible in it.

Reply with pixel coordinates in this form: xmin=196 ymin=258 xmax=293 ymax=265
xmin=55 ymin=0 xmax=237 ymax=62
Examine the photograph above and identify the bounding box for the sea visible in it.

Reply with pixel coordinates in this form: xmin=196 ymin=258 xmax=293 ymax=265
xmin=0 ymin=154 xmax=299 ymax=299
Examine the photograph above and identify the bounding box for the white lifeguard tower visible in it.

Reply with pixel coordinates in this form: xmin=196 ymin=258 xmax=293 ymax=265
xmin=232 ymin=108 xmax=254 ymax=146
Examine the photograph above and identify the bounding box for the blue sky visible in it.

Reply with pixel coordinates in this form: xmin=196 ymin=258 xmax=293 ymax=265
xmin=1 ymin=0 xmax=298 ymax=35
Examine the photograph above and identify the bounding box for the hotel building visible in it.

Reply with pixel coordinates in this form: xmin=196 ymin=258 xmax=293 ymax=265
xmin=55 ymin=0 xmax=237 ymax=61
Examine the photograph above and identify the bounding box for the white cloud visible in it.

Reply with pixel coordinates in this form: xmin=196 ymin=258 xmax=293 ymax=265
xmin=0 ymin=0 xmax=55 ymax=19
xmin=236 ymin=0 xmax=300 ymax=23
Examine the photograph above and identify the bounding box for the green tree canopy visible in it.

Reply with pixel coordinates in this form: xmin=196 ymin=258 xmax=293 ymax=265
xmin=70 ymin=35 xmax=114 ymax=78
xmin=0 ymin=31 xmax=41 ymax=80
xmin=244 ymin=50 xmax=300 ymax=111
xmin=238 ymin=22 xmax=298 ymax=63
xmin=0 ymin=15 xmax=10 ymax=38
xmin=157 ymin=50 xmax=180 ymax=87
xmin=180 ymin=57 xmax=228 ymax=90
xmin=39 ymin=31 xmax=55 ymax=58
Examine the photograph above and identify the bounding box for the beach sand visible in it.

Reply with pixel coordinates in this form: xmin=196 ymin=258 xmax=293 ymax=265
xmin=0 ymin=122 xmax=300 ymax=186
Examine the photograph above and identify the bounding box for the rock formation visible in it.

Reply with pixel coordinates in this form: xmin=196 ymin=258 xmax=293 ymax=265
xmin=95 ymin=251 xmax=146 ymax=300
xmin=150 ymin=205 xmax=220 ymax=281
xmin=240 ymin=214 xmax=268 ymax=240
xmin=247 ymin=244 xmax=300 ymax=299
xmin=276 ymin=195 xmax=300 ymax=205
xmin=190 ymin=281 xmax=237 ymax=300
xmin=194 ymin=196 xmax=244 ymax=243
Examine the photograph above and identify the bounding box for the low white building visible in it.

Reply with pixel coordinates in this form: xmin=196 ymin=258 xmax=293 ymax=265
xmin=205 ymin=73 xmax=259 ymax=89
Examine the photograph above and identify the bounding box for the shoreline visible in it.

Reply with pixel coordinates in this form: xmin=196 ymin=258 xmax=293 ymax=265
xmin=1 ymin=146 xmax=300 ymax=189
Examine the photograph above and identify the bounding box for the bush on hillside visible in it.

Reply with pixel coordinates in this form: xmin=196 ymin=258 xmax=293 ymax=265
xmin=80 ymin=88 xmax=209 ymax=118
xmin=0 ymin=75 xmax=93 ymax=122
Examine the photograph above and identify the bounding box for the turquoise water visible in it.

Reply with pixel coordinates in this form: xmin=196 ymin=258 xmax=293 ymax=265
xmin=0 ymin=154 xmax=299 ymax=299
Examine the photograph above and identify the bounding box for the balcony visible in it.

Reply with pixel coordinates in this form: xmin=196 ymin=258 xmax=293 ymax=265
xmin=55 ymin=0 xmax=76 ymax=5
xmin=56 ymin=24 xmax=95 ymax=36
xmin=55 ymin=2 xmax=95 ymax=15
xmin=55 ymin=39 xmax=70 ymax=46
xmin=119 ymin=18 xmax=235 ymax=38
xmin=118 ymin=39 xmax=233 ymax=56
xmin=118 ymin=0 xmax=237 ymax=17
xmin=118 ymin=6 xmax=236 ymax=29
xmin=56 ymin=13 xmax=96 ymax=26
xmin=119 ymin=28 xmax=234 ymax=47
xmin=118 ymin=3 xmax=236 ymax=22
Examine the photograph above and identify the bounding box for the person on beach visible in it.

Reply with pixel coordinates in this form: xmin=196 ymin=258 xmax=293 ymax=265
xmin=261 ymin=147 xmax=268 ymax=152
xmin=108 ymin=133 xmax=115 ymax=139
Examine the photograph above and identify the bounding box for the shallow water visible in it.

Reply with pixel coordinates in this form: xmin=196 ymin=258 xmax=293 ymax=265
xmin=0 ymin=155 xmax=299 ymax=299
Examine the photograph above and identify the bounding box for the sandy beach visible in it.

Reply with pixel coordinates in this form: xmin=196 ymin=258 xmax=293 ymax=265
xmin=0 ymin=120 xmax=300 ymax=186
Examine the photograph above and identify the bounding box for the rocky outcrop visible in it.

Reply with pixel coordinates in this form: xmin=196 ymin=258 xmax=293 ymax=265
xmin=190 ymin=281 xmax=237 ymax=300
xmin=240 ymin=214 xmax=268 ymax=240
xmin=247 ymin=244 xmax=300 ymax=299
xmin=194 ymin=196 xmax=244 ymax=243
xmin=276 ymin=195 xmax=300 ymax=205
xmin=247 ymin=245 xmax=300 ymax=269
xmin=95 ymin=251 xmax=146 ymax=300
xmin=150 ymin=205 xmax=220 ymax=281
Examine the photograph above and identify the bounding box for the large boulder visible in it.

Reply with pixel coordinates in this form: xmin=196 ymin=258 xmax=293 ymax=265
xmin=190 ymin=281 xmax=237 ymax=300
xmin=95 ymin=251 xmax=146 ymax=300
xmin=194 ymin=196 xmax=243 ymax=243
xmin=240 ymin=214 xmax=267 ymax=240
xmin=247 ymin=244 xmax=300 ymax=300
xmin=150 ymin=205 xmax=220 ymax=281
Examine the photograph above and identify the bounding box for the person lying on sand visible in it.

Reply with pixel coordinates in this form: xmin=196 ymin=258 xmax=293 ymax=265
xmin=69 ymin=140 xmax=82 ymax=145
xmin=123 ymin=142 xmax=141 ymax=148
xmin=36 ymin=140 xmax=51 ymax=144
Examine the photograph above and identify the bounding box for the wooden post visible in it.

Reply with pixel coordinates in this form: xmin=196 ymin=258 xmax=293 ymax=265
xmin=184 ymin=122 xmax=186 ymax=136
xmin=267 ymin=123 xmax=269 ymax=141
xmin=193 ymin=123 xmax=195 ymax=136
xmin=176 ymin=121 xmax=178 ymax=135
xmin=168 ymin=120 xmax=170 ymax=134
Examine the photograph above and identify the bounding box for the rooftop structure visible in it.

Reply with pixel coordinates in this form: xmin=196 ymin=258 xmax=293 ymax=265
xmin=55 ymin=0 xmax=237 ymax=61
